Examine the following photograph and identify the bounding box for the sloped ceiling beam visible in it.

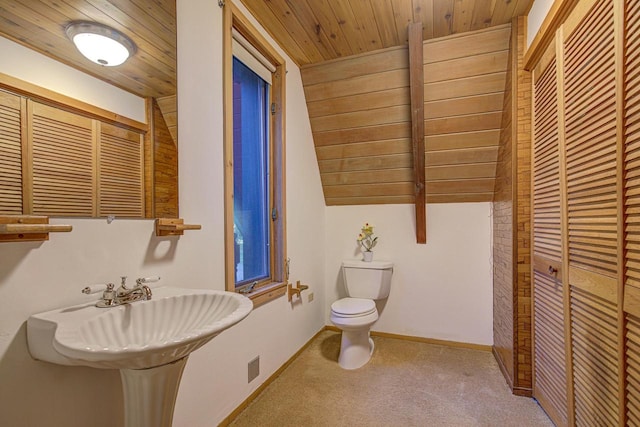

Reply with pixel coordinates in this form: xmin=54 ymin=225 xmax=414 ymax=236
xmin=409 ymin=22 xmax=426 ymax=244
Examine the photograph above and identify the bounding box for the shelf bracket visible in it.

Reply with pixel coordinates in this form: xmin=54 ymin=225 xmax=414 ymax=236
xmin=155 ymin=218 xmax=202 ymax=236
xmin=0 ymin=215 xmax=72 ymax=242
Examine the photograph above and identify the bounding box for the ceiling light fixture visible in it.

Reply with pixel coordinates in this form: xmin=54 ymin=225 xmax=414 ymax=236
xmin=65 ymin=21 xmax=136 ymax=67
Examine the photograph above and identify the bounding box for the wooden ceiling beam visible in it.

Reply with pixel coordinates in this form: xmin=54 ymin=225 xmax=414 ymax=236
xmin=409 ymin=22 xmax=426 ymax=244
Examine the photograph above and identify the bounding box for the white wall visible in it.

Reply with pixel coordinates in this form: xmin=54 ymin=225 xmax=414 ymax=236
xmin=0 ymin=0 xmax=326 ymax=425
xmin=325 ymin=203 xmax=494 ymax=345
xmin=173 ymin=0 xmax=326 ymax=424
xmin=0 ymin=36 xmax=145 ymax=122
xmin=527 ymin=0 xmax=555 ymax=47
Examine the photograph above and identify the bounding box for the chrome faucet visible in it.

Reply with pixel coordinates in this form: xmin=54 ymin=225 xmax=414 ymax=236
xmin=82 ymin=276 xmax=160 ymax=308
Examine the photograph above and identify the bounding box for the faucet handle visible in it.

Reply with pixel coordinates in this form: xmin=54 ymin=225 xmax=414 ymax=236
xmin=136 ymin=276 xmax=161 ymax=285
xmin=82 ymin=283 xmax=114 ymax=295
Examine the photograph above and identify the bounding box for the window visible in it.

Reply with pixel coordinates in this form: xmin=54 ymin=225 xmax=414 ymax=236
xmin=223 ymin=4 xmax=286 ymax=306
xmin=232 ymin=57 xmax=270 ymax=286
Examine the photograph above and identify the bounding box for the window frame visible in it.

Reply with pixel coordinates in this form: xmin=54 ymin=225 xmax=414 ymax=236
xmin=223 ymin=3 xmax=287 ymax=306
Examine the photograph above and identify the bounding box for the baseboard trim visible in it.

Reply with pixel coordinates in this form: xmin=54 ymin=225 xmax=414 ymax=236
xmin=218 ymin=327 xmax=326 ymax=426
xmin=220 ymin=326 xmax=492 ymax=425
xmin=492 ymin=346 xmax=515 ymax=390
xmin=325 ymin=326 xmax=492 ymax=352
xmin=491 ymin=346 xmax=532 ymax=397
xmin=513 ymin=387 xmax=533 ymax=397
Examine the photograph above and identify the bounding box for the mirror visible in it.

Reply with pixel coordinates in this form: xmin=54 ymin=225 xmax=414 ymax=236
xmin=0 ymin=0 xmax=178 ymax=219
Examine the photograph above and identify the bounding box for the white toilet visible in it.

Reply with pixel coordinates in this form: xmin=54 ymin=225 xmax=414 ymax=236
xmin=330 ymin=259 xmax=393 ymax=369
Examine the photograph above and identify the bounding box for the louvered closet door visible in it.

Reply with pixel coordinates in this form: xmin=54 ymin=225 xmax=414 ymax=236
xmin=625 ymin=0 xmax=640 ymax=423
xmin=532 ymin=50 xmax=568 ymax=427
xmin=0 ymin=91 xmax=23 ymax=214
xmin=29 ymin=101 xmax=94 ymax=216
xmin=98 ymin=123 xmax=144 ymax=217
xmin=563 ymin=0 xmax=620 ymax=424
xmin=626 ymin=300 xmax=640 ymax=426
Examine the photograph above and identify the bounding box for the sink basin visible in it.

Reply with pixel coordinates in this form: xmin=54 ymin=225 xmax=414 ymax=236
xmin=28 ymin=287 xmax=253 ymax=370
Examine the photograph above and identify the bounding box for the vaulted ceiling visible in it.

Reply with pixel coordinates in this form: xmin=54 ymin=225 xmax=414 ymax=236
xmin=0 ymin=1 xmax=533 ymax=98
xmin=0 ymin=0 xmax=534 ymax=206
xmin=236 ymin=1 xmax=533 ymax=205
xmin=240 ymin=0 xmax=533 ymax=66
xmin=238 ymin=0 xmax=533 ymax=205
xmin=300 ymin=24 xmax=513 ymax=205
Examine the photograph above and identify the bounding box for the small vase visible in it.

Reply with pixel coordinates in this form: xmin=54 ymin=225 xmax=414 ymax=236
xmin=363 ymin=251 xmax=373 ymax=262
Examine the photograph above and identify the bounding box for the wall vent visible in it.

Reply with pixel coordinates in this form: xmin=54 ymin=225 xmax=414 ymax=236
xmin=248 ymin=356 xmax=259 ymax=383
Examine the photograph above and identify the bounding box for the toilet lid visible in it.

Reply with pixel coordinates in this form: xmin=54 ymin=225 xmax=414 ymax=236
xmin=331 ymin=298 xmax=376 ymax=316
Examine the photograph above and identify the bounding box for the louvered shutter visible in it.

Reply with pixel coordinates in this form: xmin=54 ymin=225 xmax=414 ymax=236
xmin=98 ymin=123 xmax=144 ymax=217
xmin=533 ymin=272 xmax=568 ymax=425
xmin=626 ymin=0 xmax=640 ymax=290
xmin=626 ymin=0 xmax=640 ymax=423
xmin=563 ymin=0 xmax=620 ymax=424
xmin=29 ymin=101 xmax=94 ymax=216
xmin=0 ymin=91 xmax=23 ymax=214
xmin=532 ymin=52 xmax=569 ymax=427
xmin=570 ymin=286 xmax=619 ymax=422
xmin=626 ymin=311 xmax=640 ymax=424
xmin=533 ymin=58 xmax=562 ymax=264
xmin=564 ymin=0 xmax=617 ymax=277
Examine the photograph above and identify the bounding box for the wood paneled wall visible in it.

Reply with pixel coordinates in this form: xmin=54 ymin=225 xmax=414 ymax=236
xmin=492 ymin=17 xmax=532 ymax=397
xmin=424 ymin=24 xmax=511 ymax=203
xmin=156 ymin=95 xmax=177 ymax=145
xmin=300 ymin=24 xmax=511 ymax=206
xmin=303 ymin=46 xmax=412 ymax=205
xmin=492 ymin=23 xmax=515 ymax=387
xmin=515 ymin=15 xmax=533 ymax=395
xmin=151 ymin=98 xmax=178 ymax=218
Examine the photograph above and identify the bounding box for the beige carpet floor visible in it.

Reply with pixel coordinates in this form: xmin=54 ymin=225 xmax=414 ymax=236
xmin=230 ymin=330 xmax=554 ymax=427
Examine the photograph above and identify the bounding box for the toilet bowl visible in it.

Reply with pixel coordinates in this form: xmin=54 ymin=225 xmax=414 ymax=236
xmin=330 ymin=260 xmax=393 ymax=370
xmin=330 ymin=298 xmax=379 ymax=369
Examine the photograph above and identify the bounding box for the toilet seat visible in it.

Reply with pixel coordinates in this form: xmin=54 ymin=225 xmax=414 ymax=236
xmin=330 ymin=298 xmax=376 ymax=317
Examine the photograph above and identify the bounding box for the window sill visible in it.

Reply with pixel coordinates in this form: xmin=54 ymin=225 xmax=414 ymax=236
xmin=239 ymin=281 xmax=286 ymax=308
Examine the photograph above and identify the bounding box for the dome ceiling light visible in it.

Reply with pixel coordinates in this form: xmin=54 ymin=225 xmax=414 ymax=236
xmin=65 ymin=21 xmax=136 ymax=67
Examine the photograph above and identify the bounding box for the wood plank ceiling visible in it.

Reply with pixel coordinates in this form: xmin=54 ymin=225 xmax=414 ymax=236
xmin=0 ymin=0 xmax=176 ymax=99
xmin=240 ymin=0 xmax=533 ymax=67
xmin=239 ymin=0 xmax=533 ymax=205
xmin=302 ymin=24 xmax=512 ymax=205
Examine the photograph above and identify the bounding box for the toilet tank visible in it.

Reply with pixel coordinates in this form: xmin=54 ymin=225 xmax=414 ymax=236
xmin=342 ymin=260 xmax=394 ymax=300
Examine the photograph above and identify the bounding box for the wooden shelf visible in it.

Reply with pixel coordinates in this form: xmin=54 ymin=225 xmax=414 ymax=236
xmin=155 ymin=218 xmax=202 ymax=236
xmin=0 ymin=215 xmax=72 ymax=242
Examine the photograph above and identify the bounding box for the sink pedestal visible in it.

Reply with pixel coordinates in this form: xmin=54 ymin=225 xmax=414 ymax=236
xmin=120 ymin=357 xmax=188 ymax=427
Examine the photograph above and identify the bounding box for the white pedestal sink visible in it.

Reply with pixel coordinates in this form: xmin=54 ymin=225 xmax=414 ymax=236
xmin=27 ymin=287 xmax=253 ymax=427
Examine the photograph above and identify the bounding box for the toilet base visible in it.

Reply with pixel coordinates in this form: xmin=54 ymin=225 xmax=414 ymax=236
xmin=338 ymin=330 xmax=375 ymax=370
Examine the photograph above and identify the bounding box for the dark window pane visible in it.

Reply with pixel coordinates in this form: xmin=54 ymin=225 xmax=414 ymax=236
xmin=232 ymin=57 xmax=270 ymax=286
